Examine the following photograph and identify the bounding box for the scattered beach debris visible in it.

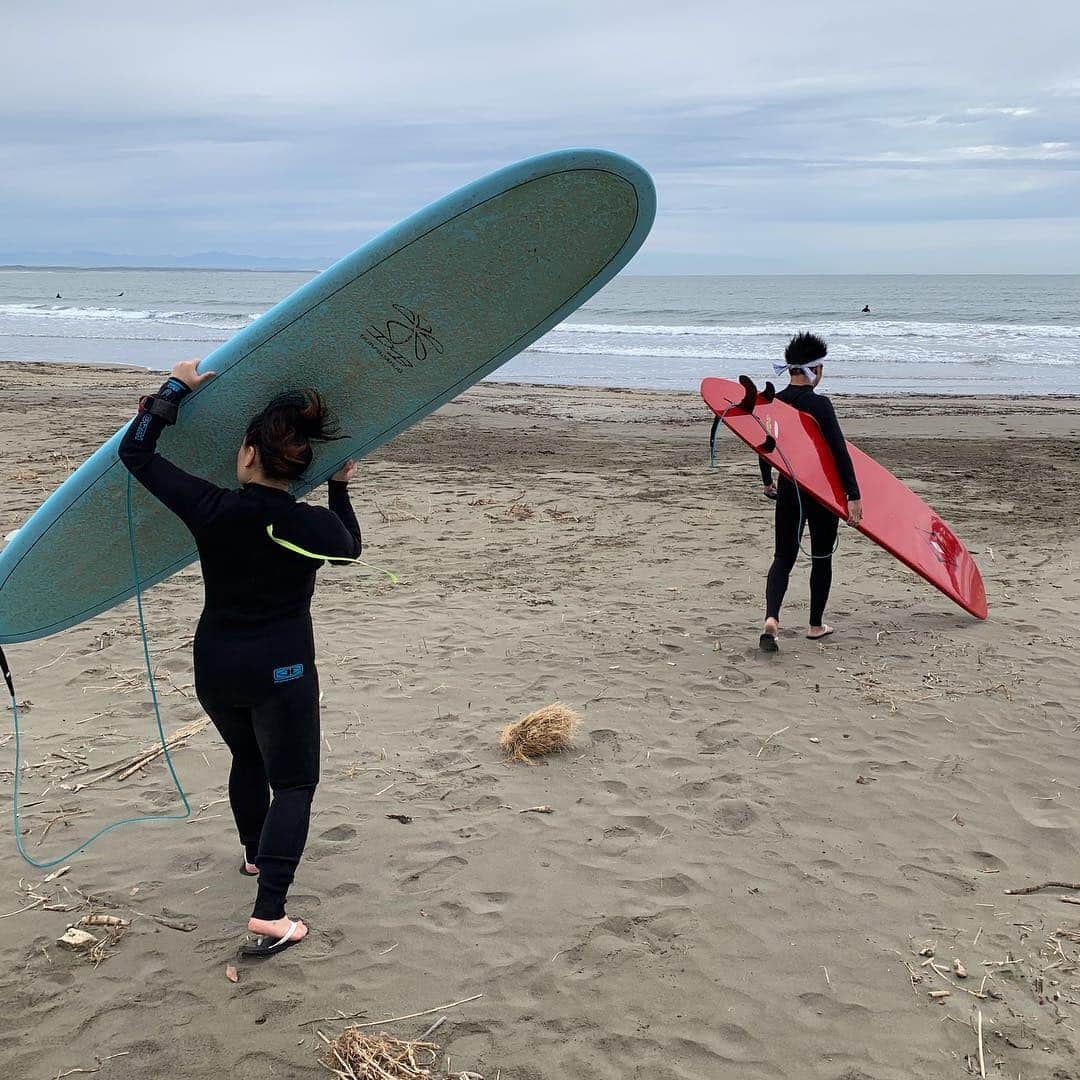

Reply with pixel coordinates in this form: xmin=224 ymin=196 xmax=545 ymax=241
xmin=58 ymin=927 xmax=98 ymax=951
xmin=0 ymin=898 xmax=47 ymax=920
xmin=131 ymin=909 xmax=197 ymax=932
xmin=499 ymin=703 xmax=580 ymax=763
xmin=373 ymin=495 xmax=433 ymax=525
xmin=71 ymin=716 xmax=209 ymax=791
xmin=52 ymin=1051 xmax=131 ymax=1077
xmin=755 ymin=725 xmax=789 ymax=758
xmin=1005 ymin=879 xmax=1080 ymax=896
xmin=58 ymin=912 xmax=130 ymax=964
xmin=386 ymin=814 xmax=413 ymax=825
xmin=302 ymin=993 xmax=483 ymax=1030
xmin=518 ymin=805 xmax=554 ymax=815
xmin=74 ymin=914 xmax=128 ymax=930
xmin=225 ymin=963 xmax=239 ymax=984
xmin=485 ymin=502 xmax=534 ymax=522
xmin=320 ymin=1030 xmax=440 ymax=1079
xmin=318 ymin=1029 xmax=486 ymax=1080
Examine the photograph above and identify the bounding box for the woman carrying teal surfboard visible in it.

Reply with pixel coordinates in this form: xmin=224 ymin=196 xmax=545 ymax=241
xmin=120 ymin=359 xmax=362 ymax=957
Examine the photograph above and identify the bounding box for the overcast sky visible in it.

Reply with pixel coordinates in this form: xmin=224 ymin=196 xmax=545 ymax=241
xmin=2 ymin=0 xmax=1078 ymax=272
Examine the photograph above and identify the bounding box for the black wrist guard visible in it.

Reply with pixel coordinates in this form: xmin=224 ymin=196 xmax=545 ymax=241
xmin=138 ymin=394 xmax=180 ymax=425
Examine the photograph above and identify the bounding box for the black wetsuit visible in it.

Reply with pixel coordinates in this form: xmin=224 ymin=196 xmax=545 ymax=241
xmin=758 ymin=385 xmax=860 ymax=627
xmin=119 ymin=377 xmax=361 ymax=920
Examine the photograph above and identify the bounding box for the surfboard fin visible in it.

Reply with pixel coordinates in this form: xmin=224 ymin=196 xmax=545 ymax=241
xmin=737 ymin=375 xmax=758 ymax=412
xmin=762 ymin=381 xmax=776 ymax=403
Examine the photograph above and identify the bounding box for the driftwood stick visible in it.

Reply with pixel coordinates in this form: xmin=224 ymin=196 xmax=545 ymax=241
xmin=0 ymin=897 xmax=46 ymax=920
xmin=1005 ymin=880 xmax=1080 ymax=895
xmin=302 ymin=993 xmax=482 ymax=1028
xmin=72 ymin=718 xmax=209 ymax=790
xmin=131 ymin=910 xmax=197 ymax=932
xmin=756 ymin=726 xmax=789 ymax=758
xmin=977 ymin=1009 xmax=986 ymax=1078
xmin=418 ymin=1017 xmax=447 ymax=1041
xmin=114 ymin=743 xmax=186 ymax=782
xmin=54 ymin=1052 xmax=131 ymax=1079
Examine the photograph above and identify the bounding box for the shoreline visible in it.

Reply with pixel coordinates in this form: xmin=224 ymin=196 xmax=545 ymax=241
xmin=3 ymin=358 xmax=1080 ymax=401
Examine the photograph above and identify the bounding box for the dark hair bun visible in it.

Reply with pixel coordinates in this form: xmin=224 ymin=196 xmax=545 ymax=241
xmin=244 ymin=389 xmax=343 ymax=482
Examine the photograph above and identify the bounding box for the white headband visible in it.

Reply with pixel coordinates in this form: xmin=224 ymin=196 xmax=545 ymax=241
xmin=773 ymin=361 xmax=823 ymax=377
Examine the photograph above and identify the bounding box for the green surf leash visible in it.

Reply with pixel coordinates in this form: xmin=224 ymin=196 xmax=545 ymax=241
xmin=265 ymin=525 xmax=398 ymax=583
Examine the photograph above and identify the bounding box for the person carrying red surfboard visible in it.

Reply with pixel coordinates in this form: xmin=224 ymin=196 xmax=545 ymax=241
xmin=759 ymin=333 xmax=863 ymax=652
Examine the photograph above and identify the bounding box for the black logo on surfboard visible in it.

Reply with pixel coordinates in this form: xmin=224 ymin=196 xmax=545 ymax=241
xmin=361 ymin=304 xmax=443 ymax=375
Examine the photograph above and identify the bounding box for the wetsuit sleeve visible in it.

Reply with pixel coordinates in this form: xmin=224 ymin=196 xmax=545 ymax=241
xmin=328 ymin=480 xmax=362 ymax=555
xmin=118 ymin=377 xmax=227 ymax=528
xmin=815 ymin=397 xmax=861 ymax=501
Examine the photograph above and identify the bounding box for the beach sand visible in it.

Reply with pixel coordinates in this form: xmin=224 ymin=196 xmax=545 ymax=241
xmin=2 ymin=361 xmax=1080 ymax=1079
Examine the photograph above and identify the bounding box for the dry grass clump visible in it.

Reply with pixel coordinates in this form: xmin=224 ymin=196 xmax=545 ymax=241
xmin=321 ymin=1030 xmax=482 ymax=1079
xmin=499 ymin=703 xmax=581 ymax=763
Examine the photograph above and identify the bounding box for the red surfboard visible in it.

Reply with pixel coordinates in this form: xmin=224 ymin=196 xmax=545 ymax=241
xmin=701 ymin=376 xmax=988 ymax=620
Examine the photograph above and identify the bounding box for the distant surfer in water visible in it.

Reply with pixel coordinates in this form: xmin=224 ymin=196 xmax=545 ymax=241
xmin=759 ymin=332 xmax=862 ymax=652
xmin=119 ymin=359 xmax=362 ymax=956
xmin=862 ymin=305 xmax=871 ymax=313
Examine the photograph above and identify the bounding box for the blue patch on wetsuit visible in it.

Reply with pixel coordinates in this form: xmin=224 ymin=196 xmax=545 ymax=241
xmin=272 ymin=663 xmax=304 ymax=684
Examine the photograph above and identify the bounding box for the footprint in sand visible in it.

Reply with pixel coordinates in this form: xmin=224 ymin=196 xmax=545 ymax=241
xmin=319 ymin=824 xmax=357 ymax=842
xmin=712 ymin=799 xmax=759 ymax=834
xmin=970 ymin=850 xmax=1007 ymax=871
xmin=402 ymin=854 xmax=468 ymax=888
xmin=899 ymin=863 xmax=975 ymax=896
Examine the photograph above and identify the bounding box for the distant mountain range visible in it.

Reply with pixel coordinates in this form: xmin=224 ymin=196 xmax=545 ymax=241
xmin=0 ymin=251 xmax=326 ymax=271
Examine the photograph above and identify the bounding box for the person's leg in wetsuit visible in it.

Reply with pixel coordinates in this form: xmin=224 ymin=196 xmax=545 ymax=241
xmin=762 ymin=477 xmax=801 ymax=648
xmin=203 ymin=700 xmax=270 ymax=870
xmin=198 ymin=665 xmax=320 ymax=935
xmin=805 ymin=497 xmax=839 ymax=637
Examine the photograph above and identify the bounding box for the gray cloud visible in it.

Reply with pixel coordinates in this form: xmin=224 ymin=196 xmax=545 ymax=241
xmin=1 ymin=0 xmax=1078 ymax=271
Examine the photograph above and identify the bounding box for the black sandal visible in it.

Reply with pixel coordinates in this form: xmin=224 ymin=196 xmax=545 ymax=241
xmin=239 ymin=919 xmax=306 ymax=958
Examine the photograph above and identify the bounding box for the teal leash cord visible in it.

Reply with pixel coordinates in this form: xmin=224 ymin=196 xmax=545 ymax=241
xmin=6 ymin=472 xmax=191 ymax=869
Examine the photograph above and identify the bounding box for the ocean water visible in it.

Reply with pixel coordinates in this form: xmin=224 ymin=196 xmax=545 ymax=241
xmin=1 ymin=268 xmax=1077 ymax=395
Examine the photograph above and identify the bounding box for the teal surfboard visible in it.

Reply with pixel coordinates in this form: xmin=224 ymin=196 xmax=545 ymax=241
xmin=0 ymin=149 xmax=655 ymax=644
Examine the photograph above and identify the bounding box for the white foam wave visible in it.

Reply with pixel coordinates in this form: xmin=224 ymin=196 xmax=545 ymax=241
xmin=560 ymin=319 xmax=1080 ymax=340
xmin=0 ymin=303 xmax=258 ymax=330
xmin=527 ymin=338 xmax=1080 ymax=366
